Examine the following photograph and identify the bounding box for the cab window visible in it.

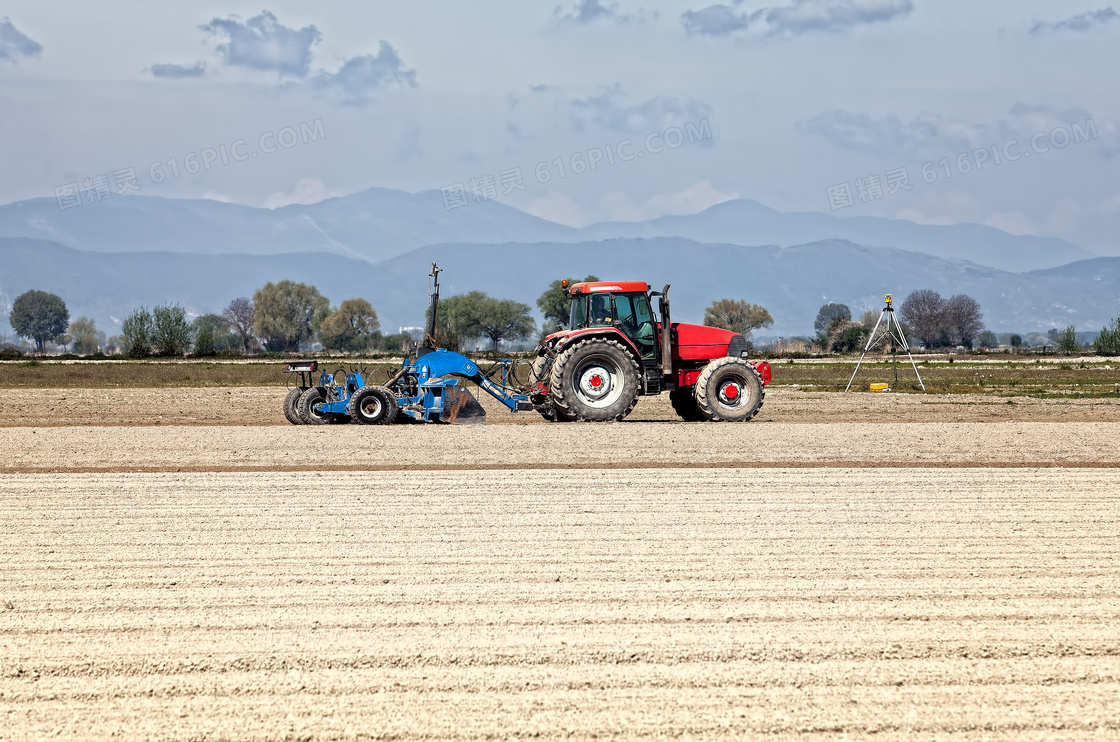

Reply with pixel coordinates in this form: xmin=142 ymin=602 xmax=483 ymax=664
xmin=569 ymin=295 xmax=588 ymax=328
xmin=613 ymin=293 xmax=656 ymax=360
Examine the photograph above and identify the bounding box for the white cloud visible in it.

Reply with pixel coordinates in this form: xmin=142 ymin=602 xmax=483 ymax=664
xmin=681 ymin=5 xmax=751 ymax=37
xmin=312 ymin=41 xmax=417 ymax=104
xmin=1030 ymin=7 xmax=1119 ymax=34
xmin=200 ymin=11 xmax=321 ymax=77
xmin=570 ymin=85 xmax=712 ymax=135
xmin=554 ymin=0 xmax=630 ymax=24
xmin=201 ymin=191 xmax=232 ymax=203
xmin=760 ymin=0 xmax=913 ymax=36
xmin=0 ymin=17 xmax=43 ymax=61
xmin=263 ymin=178 xmax=342 ymax=209
xmin=150 ymin=62 xmax=206 ymax=79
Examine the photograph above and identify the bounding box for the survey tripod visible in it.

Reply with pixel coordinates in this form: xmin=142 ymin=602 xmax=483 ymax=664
xmin=845 ymin=294 xmax=926 ymax=392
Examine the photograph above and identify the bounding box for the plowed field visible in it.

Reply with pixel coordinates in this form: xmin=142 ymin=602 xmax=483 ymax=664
xmin=1 ymin=385 xmax=1118 ymax=739
xmin=2 ymin=469 xmax=1118 ymax=739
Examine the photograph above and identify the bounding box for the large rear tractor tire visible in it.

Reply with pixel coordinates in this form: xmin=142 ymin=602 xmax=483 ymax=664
xmin=669 ymin=386 xmax=706 ymax=422
xmin=298 ymin=386 xmax=333 ymax=425
xmin=694 ymin=357 xmax=765 ymax=422
xmin=283 ymin=387 xmax=305 ymax=425
xmin=349 ymin=386 xmax=399 ymax=425
xmin=549 ymin=337 xmax=640 ymax=422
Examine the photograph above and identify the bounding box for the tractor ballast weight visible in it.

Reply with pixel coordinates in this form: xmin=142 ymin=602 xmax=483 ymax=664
xmin=282 ymin=265 xmax=770 ymax=425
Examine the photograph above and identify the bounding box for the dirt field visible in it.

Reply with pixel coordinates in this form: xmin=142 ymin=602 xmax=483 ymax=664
xmin=2 ymin=384 xmax=1119 ymax=739
xmin=2 ymin=468 xmax=1118 ymax=739
xmin=4 ymin=386 xmax=1120 ymax=427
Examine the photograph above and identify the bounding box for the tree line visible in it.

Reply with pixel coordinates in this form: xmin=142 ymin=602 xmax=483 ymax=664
xmin=7 ymin=282 xmax=1120 ymax=357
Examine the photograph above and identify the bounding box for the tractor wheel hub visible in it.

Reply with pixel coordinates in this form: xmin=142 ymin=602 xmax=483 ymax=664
xmin=719 ymin=381 xmax=742 ymax=405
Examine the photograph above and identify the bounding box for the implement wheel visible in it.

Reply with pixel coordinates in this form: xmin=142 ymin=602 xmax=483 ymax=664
xmin=694 ymin=357 xmax=765 ymax=422
xmin=349 ymin=386 xmax=399 ymax=425
xmin=298 ymin=386 xmax=332 ymax=425
xmin=528 ymin=355 xmax=571 ymax=422
xmin=283 ymin=387 xmax=305 ymax=425
xmin=550 ymin=337 xmax=640 ymax=422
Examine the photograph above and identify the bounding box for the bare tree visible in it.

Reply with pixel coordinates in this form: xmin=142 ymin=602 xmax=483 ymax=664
xmin=222 ymin=297 xmax=255 ymax=353
xmin=899 ymin=289 xmax=946 ymax=348
xmin=943 ymin=294 xmax=984 ymax=347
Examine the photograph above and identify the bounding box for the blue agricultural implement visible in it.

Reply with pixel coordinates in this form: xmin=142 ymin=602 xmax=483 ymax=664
xmin=283 ymin=264 xmax=771 ymax=425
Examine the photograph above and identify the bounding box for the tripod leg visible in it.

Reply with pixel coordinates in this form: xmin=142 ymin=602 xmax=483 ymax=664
xmin=892 ymin=315 xmax=926 ymax=391
xmin=845 ymin=310 xmax=886 ymax=392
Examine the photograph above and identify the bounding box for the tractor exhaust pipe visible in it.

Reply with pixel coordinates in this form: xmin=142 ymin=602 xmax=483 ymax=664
xmin=659 ymin=284 xmax=673 ymax=381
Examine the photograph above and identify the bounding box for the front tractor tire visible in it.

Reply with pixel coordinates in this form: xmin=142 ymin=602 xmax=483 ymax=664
xmin=694 ymin=357 xmax=765 ymax=422
xmin=549 ymin=337 xmax=640 ymax=422
xmin=349 ymin=386 xmax=399 ymax=425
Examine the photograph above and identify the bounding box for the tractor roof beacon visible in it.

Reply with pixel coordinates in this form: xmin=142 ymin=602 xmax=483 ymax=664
xmin=281 ymin=266 xmax=770 ymax=426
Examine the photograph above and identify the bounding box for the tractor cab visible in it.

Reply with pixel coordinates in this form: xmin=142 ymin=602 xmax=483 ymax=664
xmin=566 ymin=281 xmax=658 ymax=360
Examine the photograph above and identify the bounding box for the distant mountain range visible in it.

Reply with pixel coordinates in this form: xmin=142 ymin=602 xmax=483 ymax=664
xmin=0 ymin=188 xmax=1098 ymax=272
xmin=2 ymin=236 xmax=1117 ymax=339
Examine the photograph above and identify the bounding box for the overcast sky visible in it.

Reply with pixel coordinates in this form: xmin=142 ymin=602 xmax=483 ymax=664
xmin=1 ymin=1 xmax=1117 ymax=251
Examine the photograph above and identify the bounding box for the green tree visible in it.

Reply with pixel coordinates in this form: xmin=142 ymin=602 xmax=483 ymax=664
xmin=976 ymin=330 xmax=999 ymax=350
xmin=252 ymin=281 xmax=329 ymax=352
xmin=1057 ymin=325 xmax=1079 ymax=354
xmin=121 ymin=307 xmax=153 ymax=358
xmin=1009 ymin=334 xmax=1023 ymax=348
xmin=432 ymin=292 xmax=535 ymax=350
xmin=813 ymin=302 xmax=851 ymax=341
xmin=318 ymin=298 xmax=381 ymax=352
xmin=477 ymin=297 xmax=535 ymax=350
xmin=9 ymin=290 xmax=69 ymax=352
xmin=192 ymin=314 xmax=235 ymax=353
xmin=829 ymin=320 xmax=871 ymax=353
xmin=150 ymin=304 xmax=193 ymax=356
xmin=537 ymin=275 xmax=599 ymax=330
xmin=1094 ymin=316 xmax=1120 ymax=356
xmin=68 ymin=317 xmax=100 ymax=354
xmin=703 ymin=299 xmax=774 ymax=343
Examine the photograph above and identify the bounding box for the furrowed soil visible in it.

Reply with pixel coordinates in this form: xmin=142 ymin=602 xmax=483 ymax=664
xmin=2 ymin=469 xmax=1118 ymax=739
xmin=2 ymin=377 xmax=1119 ymax=739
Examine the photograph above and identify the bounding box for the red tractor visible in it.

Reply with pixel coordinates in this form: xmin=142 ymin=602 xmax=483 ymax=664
xmin=528 ymin=281 xmax=771 ymax=422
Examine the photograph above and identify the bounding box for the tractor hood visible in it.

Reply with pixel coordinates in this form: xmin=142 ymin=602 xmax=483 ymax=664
xmin=673 ymin=323 xmax=743 ymax=361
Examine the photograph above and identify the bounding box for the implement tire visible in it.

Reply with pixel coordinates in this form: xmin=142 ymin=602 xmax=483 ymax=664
xmin=528 ymin=355 xmax=572 ymax=422
xmin=283 ymin=387 xmax=305 ymax=425
xmin=550 ymin=337 xmax=640 ymax=422
xmin=694 ymin=357 xmax=765 ymax=422
xmin=298 ymin=386 xmax=332 ymax=425
xmin=349 ymin=386 xmax=399 ymax=425
xmin=669 ymin=386 xmax=706 ymax=422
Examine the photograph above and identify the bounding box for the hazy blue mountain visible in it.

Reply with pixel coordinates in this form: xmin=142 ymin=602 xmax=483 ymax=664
xmin=3 ymin=237 xmax=1117 ymax=341
xmin=0 ymin=190 xmax=1097 ymax=273
xmin=0 ymin=188 xmax=579 ymax=263
xmin=578 ymin=199 xmax=1094 ymax=273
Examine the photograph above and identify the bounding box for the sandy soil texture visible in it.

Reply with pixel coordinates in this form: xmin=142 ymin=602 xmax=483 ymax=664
xmin=3 ymin=386 xmax=1120 ymax=427
xmin=2 ymin=468 xmax=1118 ymax=739
xmin=3 ymin=421 xmax=1120 ymax=473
